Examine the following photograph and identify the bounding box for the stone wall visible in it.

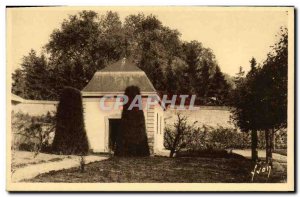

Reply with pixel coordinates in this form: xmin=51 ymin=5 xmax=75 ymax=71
xmin=12 ymin=100 xmax=58 ymax=116
xmin=164 ymin=106 xmax=235 ymax=129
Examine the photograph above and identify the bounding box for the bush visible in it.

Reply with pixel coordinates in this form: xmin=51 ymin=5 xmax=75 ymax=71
xmin=256 ymin=129 xmax=287 ymax=149
xmin=11 ymin=111 xmax=56 ymax=153
xmin=114 ymin=86 xmax=150 ymax=157
xmin=164 ymin=122 xmax=251 ymax=153
xmin=164 ymin=114 xmax=197 ymax=157
xmin=18 ymin=143 xmax=36 ymax=152
xmin=164 ymin=119 xmax=287 ymax=157
xmin=208 ymin=127 xmax=251 ymax=150
xmin=52 ymin=87 xmax=89 ymax=155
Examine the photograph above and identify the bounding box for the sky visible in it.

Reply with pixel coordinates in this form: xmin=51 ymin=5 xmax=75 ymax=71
xmin=7 ymin=7 xmax=290 ymax=76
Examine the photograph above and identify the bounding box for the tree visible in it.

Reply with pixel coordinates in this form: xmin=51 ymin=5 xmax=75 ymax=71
xmin=182 ymin=41 xmax=201 ymax=95
xmin=198 ymin=60 xmax=210 ymax=102
xmin=124 ymin=14 xmax=181 ymax=91
xmin=46 ymin=11 xmax=124 ymax=92
xmin=247 ymin=57 xmax=258 ymax=161
xmin=230 ymin=57 xmax=261 ymax=161
xmin=234 ymin=66 xmax=245 ymax=85
xmin=12 ymin=69 xmax=26 ymax=98
xmin=52 ymin=87 xmax=89 ymax=155
xmin=255 ymin=27 xmax=288 ymax=163
xmin=248 ymin=57 xmax=259 ymax=161
xmin=12 ymin=10 xmax=232 ymax=105
xmin=249 ymin=57 xmax=257 ymax=71
xmin=180 ymin=41 xmax=228 ymax=104
xmin=164 ymin=113 xmax=196 ymax=157
xmin=165 ymin=64 xmax=177 ymax=94
xmin=169 ymin=57 xmax=190 ymax=95
xmin=208 ymin=65 xmax=230 ymax=105
xmin=115 ymin=86 xmax=150 ymax=156
xmin=12 ymin=50 xmax=53 ymax=100
xmin=231 ymin=27 xmax=288 ymax=164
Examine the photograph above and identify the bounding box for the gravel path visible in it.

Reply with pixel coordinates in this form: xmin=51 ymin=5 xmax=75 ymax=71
xmin=232 ymin=149 xmax=287 ymax=163
xmin=12 ymin=155 xmax=107 ymax=182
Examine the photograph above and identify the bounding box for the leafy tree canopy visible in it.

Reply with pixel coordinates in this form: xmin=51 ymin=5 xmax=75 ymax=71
xmin=231 ymin=27 xmax=288 ymax=132
xmin=12 ymin=10 xmax=232 ymax=105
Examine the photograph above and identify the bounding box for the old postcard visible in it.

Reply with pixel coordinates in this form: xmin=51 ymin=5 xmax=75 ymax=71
xmin=6 ymin=6 xmax=294 ymax=191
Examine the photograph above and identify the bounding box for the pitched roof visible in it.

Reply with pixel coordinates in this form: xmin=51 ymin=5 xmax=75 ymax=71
xmin=82 ymin=58 xmax=156 ymax=96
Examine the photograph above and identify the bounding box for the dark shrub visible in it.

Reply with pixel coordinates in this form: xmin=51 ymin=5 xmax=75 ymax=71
xmin=18 ymin=143 xmax=35 ymax=152
xmin=115 ymin=86 xmax=150 ymax=157
xmin=52 ymin=87 xmax=89 ymax=155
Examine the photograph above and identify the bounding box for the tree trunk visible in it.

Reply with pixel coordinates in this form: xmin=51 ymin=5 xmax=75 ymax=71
xmin=251 ymin=130 xmax=258 ymax=161
xmin=266 ymin=130 xmax=270 ymax=162
xmin=169 ymin=148 xmax=175 ymax=158
xmin=265 ymin=129 xmax=273 ymax=165
xmin=272 ymin=129 xmax=276 ymax=151
xmin=169 ymin=130 xmax=181 ymax=158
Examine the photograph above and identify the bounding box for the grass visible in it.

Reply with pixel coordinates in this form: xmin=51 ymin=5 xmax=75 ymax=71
xmin=27 ymin=155 xmax=285 ymax=183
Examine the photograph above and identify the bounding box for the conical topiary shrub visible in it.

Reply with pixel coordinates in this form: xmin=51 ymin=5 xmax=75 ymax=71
xmin=115 ymin=86 xmax=150 ymax=156
xmin=52 ymin=87 xmax=89 ymax=155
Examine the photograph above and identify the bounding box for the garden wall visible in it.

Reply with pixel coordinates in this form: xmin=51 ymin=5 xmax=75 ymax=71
xmin=164 ymin=106 xmax=234 ymax=129
xmin=12 ymin=100 xmax=58 ymax=116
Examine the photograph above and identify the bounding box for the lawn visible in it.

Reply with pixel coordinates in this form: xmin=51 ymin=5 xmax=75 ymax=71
xmin=28 ymin=155 xmax=260 ymax=183
xmin=28 ymin=155 xmax=287 ymax=183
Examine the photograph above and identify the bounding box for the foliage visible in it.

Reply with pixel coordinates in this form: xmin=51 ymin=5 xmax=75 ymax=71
xmin=256 ymin=129 xmax=287 ymax=149
xmin=114 ymin=86 xmax=150 ymax=157
xmin=12 ymin=50 xmax=53 ymax=100
xmin=46 ymin=11 xmax=123 ymax=92
xmin=229 ymin=26 xmax=287 ymax=133
xmin=186 ymin=126 xmax=251 ymax=151
xmin=230 ymin=27 xmax=288 ymax=162
xmin=164 ymin=114 xmax=251 ymax=157
xmin=12 ymin=10 xmax=232 ymax=105
xmin=164 ymin=118 xmax=287 ymax=156
xmin=52 ymin=87 xmax=89 ymax=155
xmin=11 ymin=111 xmax=55 ymax=155
xmin=164 ymin=113 xmax=198 ymax=157
xmin=208 ymin=65 xmax=231 ymax=105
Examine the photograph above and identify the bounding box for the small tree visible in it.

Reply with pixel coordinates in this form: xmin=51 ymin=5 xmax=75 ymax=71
xmin=164 ymin=113 xmax=196 ymax=157
xmin=230 ymin=57 xmax=261 ymax=161
xmin=114 ymin=86 xmax=150 ymax=157
xmin=52 ymin=87 xmax=89 ymax=155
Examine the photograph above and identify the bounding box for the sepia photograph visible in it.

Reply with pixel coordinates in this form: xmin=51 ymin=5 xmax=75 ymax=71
xmin=6 ymin=6 xmax=294 ymax=191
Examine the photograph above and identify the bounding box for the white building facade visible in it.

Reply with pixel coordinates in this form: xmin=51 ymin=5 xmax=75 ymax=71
xmin=81 ymin=59 xmax=165 ymax=155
